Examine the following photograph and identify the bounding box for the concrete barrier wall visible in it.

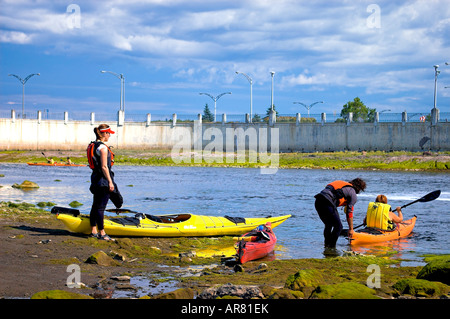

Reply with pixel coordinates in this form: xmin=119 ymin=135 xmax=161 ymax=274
xmin=1 ymin=117 xmax=449 ymax=152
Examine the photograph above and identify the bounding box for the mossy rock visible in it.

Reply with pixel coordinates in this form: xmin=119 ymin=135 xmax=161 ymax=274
xmin=285 ymin=269 xmax=323 ymax=291
xmin=310 ymin=282 xmax=380 ymax=299
xmin=31 ymin=289 xmax=93 ymax=299
xmin=37 ymin=201 xmax=56 ymax=207
xmin=267 ymin=288 xmax=304 ymax=299
xmin=85 ymin=250 xmax=118 ymax=266
xmin=152 ymin=288 xmax=194 ymax=299
xmin=69 ymin=201 xmax=83 ymax=208
xmin=12 ymin=180 xmax=39 ymax=189
xmin=392 ymin=278 xmax=449 ymax=297
xmin=416 ymin=255 xmax=450 ymax=285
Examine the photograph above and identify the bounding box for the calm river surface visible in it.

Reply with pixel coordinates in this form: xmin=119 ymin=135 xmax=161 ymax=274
xmin=1 ymin=164 xmax=449 ymax=265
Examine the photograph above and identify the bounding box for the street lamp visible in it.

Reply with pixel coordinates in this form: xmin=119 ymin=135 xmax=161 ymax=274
xmin=199 ymin=92 xmax=232 ymax=122
xmin=235 ymin=71 xmax=253 ymax=122
xmin=270 ymin=71 xmax=275 ymax=111
xmin=293 ymin=101 xmax=323 ymax=117
xmin=433 ymin=65 xmax=440 ymax=110
xmin=101 ymin=70 xmax=125 ymax=112
xmin=8 ymin=73 xmax=40 ymax=119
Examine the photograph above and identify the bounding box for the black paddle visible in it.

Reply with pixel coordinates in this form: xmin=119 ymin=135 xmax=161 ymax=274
xmin=341 ymin=190 xmax=441 ymax=236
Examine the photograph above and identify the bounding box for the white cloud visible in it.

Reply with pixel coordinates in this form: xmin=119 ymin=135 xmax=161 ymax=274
xmin=0 ymin=30 xmax=33 ymax=43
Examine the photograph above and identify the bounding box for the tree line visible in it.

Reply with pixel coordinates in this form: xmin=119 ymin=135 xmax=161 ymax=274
xmin=202 ymin=97 xmax=377 ymax=123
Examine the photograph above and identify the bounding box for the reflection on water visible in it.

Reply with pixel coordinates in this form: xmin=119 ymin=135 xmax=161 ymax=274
xmin=350 ymin=236 xmax=418 ymax=265
xmin=1 ymin=163 xmax=449 ymax=265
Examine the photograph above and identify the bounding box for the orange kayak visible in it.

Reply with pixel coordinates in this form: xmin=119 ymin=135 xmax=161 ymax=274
xmin=349 ymin=216 xmax=417 ymax=245
xmin=27 ymin=162 xmax=86 ymax=167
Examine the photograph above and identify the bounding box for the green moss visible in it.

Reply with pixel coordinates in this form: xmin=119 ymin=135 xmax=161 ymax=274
xmin=310 ymin=282 xmax=380 ymax=299
xmin=285 ymin=269 xmax=322 ymax=291
xmin=12 ymin=180 xmax=39 ymax=189
xmin=152 ymin=288 xmax=194 ymax=299
xmin=392 ymin=278 xmax=449 ymax=297
xmin=69 ymin=201 xmax=83 ymax=208
xmin=267 ymin=288 xmax=304 ymax=299
xmin=37 ymin=201 xmax=56 ymax=207
xmin=416 ymin=254 xmax=450 ymax=285
xmin=31 ymin=289 xmax=93 ymax=299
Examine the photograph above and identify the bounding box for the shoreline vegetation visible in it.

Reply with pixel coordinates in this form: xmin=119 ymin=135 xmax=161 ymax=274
xmin=0 ymin=149 xmax=449 ymax=171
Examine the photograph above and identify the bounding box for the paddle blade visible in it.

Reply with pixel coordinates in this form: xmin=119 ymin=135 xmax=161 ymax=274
xmin=418 ymin=190 xmax=441 ymax=202
xmin=401 ymin=190 xmax=441 ymax=209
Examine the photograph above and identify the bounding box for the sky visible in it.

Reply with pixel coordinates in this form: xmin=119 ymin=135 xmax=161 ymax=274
xmin=0 ymin=0 xmax=449 ymax=118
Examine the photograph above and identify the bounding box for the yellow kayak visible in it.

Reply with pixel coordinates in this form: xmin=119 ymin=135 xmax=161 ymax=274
xmin=52 ymin=207 xmax=291 ymax=237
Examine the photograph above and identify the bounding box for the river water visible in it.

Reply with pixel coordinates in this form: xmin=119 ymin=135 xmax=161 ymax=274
xmin=1 ymin=163 xmax=449 ymax=265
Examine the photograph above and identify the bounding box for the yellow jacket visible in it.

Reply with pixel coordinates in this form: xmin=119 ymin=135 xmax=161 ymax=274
xmin=366 ymin=202 xmax=395 ymax=230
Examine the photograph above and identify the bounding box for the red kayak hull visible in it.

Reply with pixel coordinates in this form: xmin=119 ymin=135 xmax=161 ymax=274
xmin=236 ymin=230 xmax=277 ymax=264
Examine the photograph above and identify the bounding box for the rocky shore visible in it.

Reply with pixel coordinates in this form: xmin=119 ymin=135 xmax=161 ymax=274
xmin=0 ymin=202 xmax=448 ymax=300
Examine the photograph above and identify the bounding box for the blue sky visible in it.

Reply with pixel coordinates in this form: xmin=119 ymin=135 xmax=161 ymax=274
xmin=0 ymin=0 xmax=449 ymax=117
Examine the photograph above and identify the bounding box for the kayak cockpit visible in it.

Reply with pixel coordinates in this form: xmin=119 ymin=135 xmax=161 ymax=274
xmin=135 ymin=213 xmax=192 ymax=224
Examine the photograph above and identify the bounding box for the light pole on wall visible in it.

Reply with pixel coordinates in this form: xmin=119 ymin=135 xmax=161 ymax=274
xmin=293 ymin=101 xmax=323 ymax=117
xmin=199 ymin=92 xmax=232 ymax=122
xmin=433 ymin=65 xmax=440 ymax=110
xmin=101 ymin=70 xmax=125 ymax=112
xmin=235 ymin=71 xmax=253 ymax=123
xmin=270 ymin=71 xmax=276 ymax=113
xmin=8 ymin=73 xmax=40 ymax=119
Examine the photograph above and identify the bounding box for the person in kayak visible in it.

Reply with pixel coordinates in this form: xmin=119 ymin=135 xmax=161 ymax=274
xmin=363 ymin=194 xmax=403 ymax=230
xmin=314 ymin=178 xmax=366 ymax=248
xmin=88 ymin=124 xmax=123 ymax=241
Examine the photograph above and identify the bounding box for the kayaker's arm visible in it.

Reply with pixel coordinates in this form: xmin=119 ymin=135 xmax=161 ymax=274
xmin=390 ymin=206 xmax=403 ymax=223
xmin=344 ymin=205 xmax=354 ymax=237
xmin=346 ymin=214 xmax=354 ymax=237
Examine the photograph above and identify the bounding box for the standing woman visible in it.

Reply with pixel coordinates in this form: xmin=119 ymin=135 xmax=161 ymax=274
xmin=88 ymin=124 xmax=123 ymax=241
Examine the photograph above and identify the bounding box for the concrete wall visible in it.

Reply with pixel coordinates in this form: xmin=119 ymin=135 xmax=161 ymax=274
xmin=1 ymin=116 xmax=449 ymax=152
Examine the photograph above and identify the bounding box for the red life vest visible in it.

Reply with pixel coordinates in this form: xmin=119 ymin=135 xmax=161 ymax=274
xmin=87 ymin=141 xmax=115 ymax=170
xmin=327 ymin=180 xmax=353 ymax=207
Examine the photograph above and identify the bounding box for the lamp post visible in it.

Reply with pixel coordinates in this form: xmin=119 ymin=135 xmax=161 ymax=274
xmin=199 ymin=92 xmax=232 ymax=122
xmin=270 ymin=71 xmax=275 ymax=111
xmin=8 ymin=73 xmax=40 ymax=119
xmin=235 ymin=71 xmax=253 ymax=122
xmin=433 ymin=65 xmax=440 ymax=110
xmin=101 ymin=70 xmax=125 ymax=112
xmin=293 ymin=101 xmax=323 ymax=117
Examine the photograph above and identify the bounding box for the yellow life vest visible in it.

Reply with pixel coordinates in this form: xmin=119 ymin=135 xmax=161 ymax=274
xmin=366 ymin=202 xmax=395 ymax=231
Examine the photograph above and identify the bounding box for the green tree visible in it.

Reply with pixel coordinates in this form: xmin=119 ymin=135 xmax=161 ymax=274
xmin=266 ymin=104 xmax=279 ymax=116
xmin=252 ymin=114 xmax=262 ymax=122
xmin=202 ymin=103 xmax=214 ymax=122
xmin=340 ymin=97 xmax=376 ymax=122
